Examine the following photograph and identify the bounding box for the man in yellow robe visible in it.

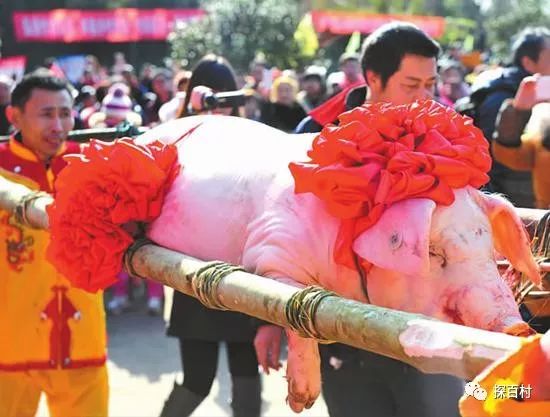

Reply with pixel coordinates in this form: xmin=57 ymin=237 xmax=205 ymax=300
xmin=0 ymin=70 xmax=108 ymax=417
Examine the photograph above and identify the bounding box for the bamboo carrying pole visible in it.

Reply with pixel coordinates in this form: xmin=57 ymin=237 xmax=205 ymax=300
xmin=0 ymin=175 xmax=548 ymax=380
xmin=0 ymin=176 xmax=53 ymax=230
xmin=0 ymin=125 xmax=149 ymax=144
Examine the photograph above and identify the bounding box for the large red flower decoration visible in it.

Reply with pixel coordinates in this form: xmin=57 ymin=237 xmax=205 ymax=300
xmin=47 ymin=138 xmax=180 ymax=292
xmin=289 ymin=100 xmax=491 ymax=270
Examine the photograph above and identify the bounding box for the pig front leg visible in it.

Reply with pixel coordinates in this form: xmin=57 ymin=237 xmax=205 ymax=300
xmin=285 ymin=329 xmax=321 ymax=412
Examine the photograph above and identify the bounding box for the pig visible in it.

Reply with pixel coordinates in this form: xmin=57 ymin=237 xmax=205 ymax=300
xmin=136 ymin=114 xmax=541 ymax=412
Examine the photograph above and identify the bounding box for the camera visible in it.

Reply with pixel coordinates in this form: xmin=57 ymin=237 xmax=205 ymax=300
xmin=201 ymin=90 xmax=247 ymax=110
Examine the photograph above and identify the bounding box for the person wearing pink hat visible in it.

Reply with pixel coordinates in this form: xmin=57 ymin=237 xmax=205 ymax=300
xmin=88 ymin=83 xmax=142 ymax=128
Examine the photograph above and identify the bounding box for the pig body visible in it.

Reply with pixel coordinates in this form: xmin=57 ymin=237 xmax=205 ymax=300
xmin=137 ymin=115 xmax=540 ymax=412
xmin=142 ymin=116 xmax=365 ymax=301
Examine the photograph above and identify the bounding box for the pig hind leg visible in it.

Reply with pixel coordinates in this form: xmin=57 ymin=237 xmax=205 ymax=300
xmin=242 ymin=225 xmax=323 ymax=411
xmin=285 ymin=330 xmax=321 ymax=412
xmin=266 ymin=275 xmax=321 ymax=413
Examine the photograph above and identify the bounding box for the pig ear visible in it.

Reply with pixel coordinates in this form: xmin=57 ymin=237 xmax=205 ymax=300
xmin=352 ymin=199 xmax=436 ymax=276
xmin=471 ymin=190 xmax=541 ymax=286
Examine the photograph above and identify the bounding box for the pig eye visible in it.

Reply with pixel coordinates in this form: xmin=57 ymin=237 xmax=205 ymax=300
xmin=475 ymin=228 xmax=486 ymax=236
xmin=389 ymin=232 xmax=402 ymax=249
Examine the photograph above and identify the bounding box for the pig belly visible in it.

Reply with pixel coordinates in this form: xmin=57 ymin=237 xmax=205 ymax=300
xmin=143 ymin=116 xmax=314 ymax=264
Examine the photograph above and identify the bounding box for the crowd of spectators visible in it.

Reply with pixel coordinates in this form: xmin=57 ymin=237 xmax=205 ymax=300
xmin=0 ymin=33 xmax=543 ymax=139
xmin=0 ymin=26 xmax=548 ymax=316
xmin=0 ymin=43 xmax=513 ymax=138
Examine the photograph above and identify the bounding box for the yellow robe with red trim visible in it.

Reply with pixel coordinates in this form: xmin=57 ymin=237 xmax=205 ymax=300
xmin=0 ymin=137 xmax=107 ymax=371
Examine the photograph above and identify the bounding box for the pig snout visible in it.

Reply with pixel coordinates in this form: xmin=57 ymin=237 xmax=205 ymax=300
xmin=444 ymin=281 xmax=533 ymax=336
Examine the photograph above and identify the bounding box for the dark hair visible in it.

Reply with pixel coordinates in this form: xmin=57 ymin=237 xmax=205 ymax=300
xmin=302 ymin=71 xmax=326 ymax=97
xmin=11 ymin=69 xmax=73 ymax=109
xmin=75 ymin=85 xmax=96 ymax=106
xmin=179 ymin=54 xmax=239 ymax=118
xmin=512 ymin=27 xmax=550 ymax=70
xmin=360 ymin=22 xmax=440 ymax=88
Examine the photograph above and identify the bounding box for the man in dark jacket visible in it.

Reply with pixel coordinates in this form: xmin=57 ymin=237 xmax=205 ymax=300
xmin=469 ymin=27 xmax=550 ymax=207
xmin=258 ymin=22 xmax=465 ymax=417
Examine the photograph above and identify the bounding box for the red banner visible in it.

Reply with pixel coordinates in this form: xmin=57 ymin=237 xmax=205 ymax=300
xmin=13 ymin=8 xmax=206 ymax=43
xmin=311 ymin=10 xmax=446 ymax=38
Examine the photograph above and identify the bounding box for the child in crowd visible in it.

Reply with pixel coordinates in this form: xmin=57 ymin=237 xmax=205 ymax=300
xmin=88 ymin=83 xmax=142 ymax=128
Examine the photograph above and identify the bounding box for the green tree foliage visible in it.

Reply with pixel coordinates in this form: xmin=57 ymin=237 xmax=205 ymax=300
xmin=64 ymin=0 xmax=199 ymax=7
xmin=485 ymin=0 xmax=549 ymax=61
xmin=310 ymin=0 xmax=480 ymax=17
xmin=440 ymin=0 xmax=481 ymax=21
xmin=169 ymin=0 xmax=305 ymax=73
xmin=440 ymin=17 xmax=477 ymax=49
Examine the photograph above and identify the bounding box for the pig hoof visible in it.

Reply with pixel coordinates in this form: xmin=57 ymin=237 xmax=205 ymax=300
xmin=286 ymin=394 xmax=316 ymax=413
xmin=286 ymin=377 xmax=319 ymax=413
xmin=287 ymin=396 xmax=304 ymax=413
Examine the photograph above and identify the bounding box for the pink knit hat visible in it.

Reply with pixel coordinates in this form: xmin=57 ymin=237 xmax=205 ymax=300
xmin=101 ymin=83 xmax=133 ymax=119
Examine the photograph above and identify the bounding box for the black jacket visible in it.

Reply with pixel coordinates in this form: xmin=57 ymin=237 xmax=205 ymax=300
xmin=469 ymin=67 xmax=534 ymax=206
xmin=167 ymin=291 xmax=260 ymax=342
xmin=294 ymin=86 xmax=367 ymax=134
xmin=470 ymin=67 xmax=527 ymax=141
xmin=260 ymin=101 xmax=307 ymax=133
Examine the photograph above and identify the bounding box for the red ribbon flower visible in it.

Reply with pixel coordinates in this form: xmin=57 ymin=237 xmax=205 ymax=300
xmin=47 ymin=138 xmax=180 ymax=292
xmin=289 ymin=100 xmax=491 ymax=270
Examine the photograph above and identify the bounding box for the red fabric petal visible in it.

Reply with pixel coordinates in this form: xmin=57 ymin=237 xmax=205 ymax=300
xmin=309 ymin=81 xmax=366 ymax=126
xmin=47 ymin=137 xmax=181 ymax=292
xmin=290 ymin=100 xmax=491 ymax=270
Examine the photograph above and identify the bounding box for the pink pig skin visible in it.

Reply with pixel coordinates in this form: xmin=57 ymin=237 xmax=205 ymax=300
xmin=138 ymin=115 xmax=540 ymax=412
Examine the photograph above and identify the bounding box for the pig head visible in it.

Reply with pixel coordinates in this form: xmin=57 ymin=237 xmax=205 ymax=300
xmin=353 ymin=186 xmax=541 ymax=336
